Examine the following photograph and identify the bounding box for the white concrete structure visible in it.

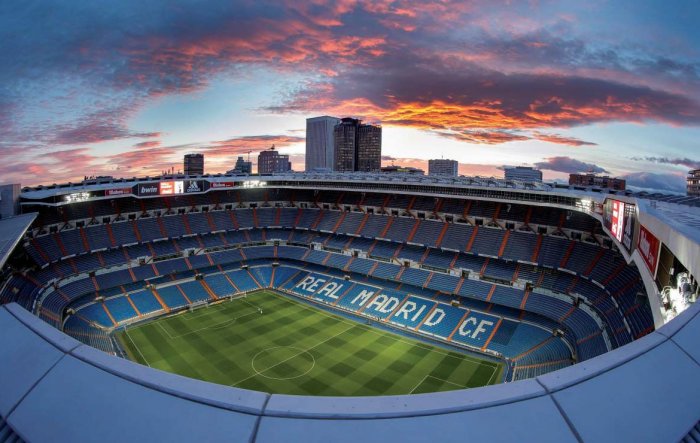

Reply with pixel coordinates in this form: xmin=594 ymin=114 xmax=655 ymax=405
xmin=0 ymin=299 xmax=698 ymax=441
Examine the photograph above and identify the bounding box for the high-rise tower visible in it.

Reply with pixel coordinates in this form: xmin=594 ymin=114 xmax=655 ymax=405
xmin=305 ymin=116 xmax=341 ymax=171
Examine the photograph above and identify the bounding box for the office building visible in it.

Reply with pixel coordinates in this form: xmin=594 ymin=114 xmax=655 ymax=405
xmin=357 ymin=123 xmax=382 ymax=172
xmin=230 ymin=156 xmax=252 ymax=174
xmin=569 ymin=173 xmax=626 ymax=190
xmin=504 ymin=166 xmax=543 ymax=183
xmin=334 ymin=118 xmax=358 ymax=172
xmin=688 ymin=169 xmax=700 ymax=196
xmin=258 ymin=147 xmax=291 ymax=174
xmin=183 ymin=153 xmax=204 ymax=176
xmin=333 ymin=118 xmax=382 ymax=173
xmin=306 ymin=116 xmax=341 ymax=171
xmin=429 ymin=159 xmax=459 ymax=177
xmin=0 ymin=183 xmax=21 ymax=219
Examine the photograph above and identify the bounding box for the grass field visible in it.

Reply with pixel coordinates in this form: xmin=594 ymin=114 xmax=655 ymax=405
xmin=117 ymin=290 xmax=503 ymax=396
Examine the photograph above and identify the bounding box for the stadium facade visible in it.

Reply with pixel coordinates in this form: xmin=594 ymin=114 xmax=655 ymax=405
xmin=0 ymin=172 xmax=698 ymax=441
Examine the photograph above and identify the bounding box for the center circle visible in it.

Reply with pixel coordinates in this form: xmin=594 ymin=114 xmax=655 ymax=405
xmin=251 ymin=346 xmax=315 ymax=380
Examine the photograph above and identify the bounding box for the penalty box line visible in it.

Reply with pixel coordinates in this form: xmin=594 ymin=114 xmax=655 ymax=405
xmin=177 ymin=294 xmax=261 ymax=322
xmin=157 ymin=311 xmax=259 ymax=339
xmin=124 ymin=329 xmax=150 ymax=367
xmin=153 ymin=295 xmax=264 ymax=339
xmin=408 ymin=375 xmax=466 ymax=395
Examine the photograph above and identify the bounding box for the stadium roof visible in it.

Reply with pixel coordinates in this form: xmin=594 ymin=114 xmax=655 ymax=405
xmin=638 ymin=199 xmax=700 ymax=243
xmin=17 ymin=172 xmax=593 ymax=199
xmin=0 ymin=213 xmax=36 ymax=269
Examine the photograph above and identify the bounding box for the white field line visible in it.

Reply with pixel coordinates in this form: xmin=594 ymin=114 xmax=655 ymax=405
xmin=230 ymin=324 xmax=357 ymax=387
xmin=487 ymin=362 xmax=499 ymax=385
xmin=157 ymin=311 xmax=259 ymax=339
xmin=408 ymin=375 xmax=466 ymax=395
xmin=149 ymin=295 xmax=260 ymax=338
xmin=408 ymin=374 xmax=429 ymax=394
xmin=427 ymin=375 xmax=466 ymax=389
xmin=125 ymin=329 xmax=150 ymax=367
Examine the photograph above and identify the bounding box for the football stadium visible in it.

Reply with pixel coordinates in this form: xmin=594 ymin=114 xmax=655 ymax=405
xmin=0 ymin=173 xmax=698 ymax=441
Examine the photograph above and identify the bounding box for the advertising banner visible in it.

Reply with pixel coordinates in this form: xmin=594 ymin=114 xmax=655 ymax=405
xmin=136 ymin=183 xmax=159 ymax=196
xmin=210 ymin=181 xmax=235 ymax=189
xmin=185 ymin=180 xmax=203 ymax=193
xmin=638 ymin=225 xmax=661 ymax=275
xmin=104 ymin=188 xmax=132 ymax=196
xmin=159 ymin=181 xmax=175 ymax=195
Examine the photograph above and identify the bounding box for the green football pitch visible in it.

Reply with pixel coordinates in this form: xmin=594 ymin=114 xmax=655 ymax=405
xmin=117 ymin=290 xmax=503 ymax=396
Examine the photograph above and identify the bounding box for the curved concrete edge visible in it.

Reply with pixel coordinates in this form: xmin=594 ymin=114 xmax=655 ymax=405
xmin=0 ymin=308 xmax=66 ymax=419
xmin=0 ymin=302 xmax=698 ymax=442
xmin=7 ymin=304 xmax=269 ymax=416
xmin=264 ymin=378 xmax=545 ymax=419
xmin=5 ymin=302 xmax=82 ymax=353
xmin=71 ymin=345 xmax=269 ymax=415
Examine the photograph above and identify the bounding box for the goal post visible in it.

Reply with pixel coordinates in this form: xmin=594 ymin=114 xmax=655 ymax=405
xmin=188 ymin=300 xmax=209 ymax=312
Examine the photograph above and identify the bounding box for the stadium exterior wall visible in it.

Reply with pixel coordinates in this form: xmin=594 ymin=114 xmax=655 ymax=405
xmin=0 ymin=300 xmax=698 ymax=442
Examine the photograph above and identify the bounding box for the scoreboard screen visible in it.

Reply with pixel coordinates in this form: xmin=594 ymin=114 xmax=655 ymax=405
xmin=159 ymin=181 xmax=184 ymax=195
xmin=603 ymin=198 xmax=637 ymax=253
xmin=610 ymin=200 xmax=625 ymax=242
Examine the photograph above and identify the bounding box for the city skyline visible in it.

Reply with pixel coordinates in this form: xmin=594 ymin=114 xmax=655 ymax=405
xmin=1 ymin=1 xmax=699 ymax=192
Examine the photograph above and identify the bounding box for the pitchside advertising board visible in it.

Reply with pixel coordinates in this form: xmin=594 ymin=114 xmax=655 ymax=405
xmin=603 ymin=199 xmax=637 ymax=254
xmin=638 ymin=225 xmax=661 ymax=275
xmin=104 ymin=187 xmax=133 ymax=197
xmin=134 ymin=180 xmax=205 ymax=196
xmin=209 ymin=181 xmax=235 ymax=189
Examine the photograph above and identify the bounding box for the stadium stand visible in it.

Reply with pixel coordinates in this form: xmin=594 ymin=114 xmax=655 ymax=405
xmin=0 ymin=184 xmax=661 ymax=386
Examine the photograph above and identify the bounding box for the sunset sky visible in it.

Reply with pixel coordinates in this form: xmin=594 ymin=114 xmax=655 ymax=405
xmin=1 ymin=1 xmax=699 ymax=192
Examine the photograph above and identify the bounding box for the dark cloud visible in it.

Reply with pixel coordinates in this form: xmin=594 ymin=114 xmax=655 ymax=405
xmin=434 ymin=130 xmax=530 ymax=144
xmin=134 ymin=140 xmax=162 ymax=149
xmin=430 ymin=129 xmax=596 ymax=146
xmin=265 ymin=43 xmax=700 ymax=149
xmin=208 ymin=135 xmax=304 ymax=156
xmin=631 ymin=156 xmax=700 ymax=170
xmin=534 ymin=156 xmax=608 ymax=174
xmin=622 ymin=171 xmax=686 ymax=194
xmin=468 ymin=29 xmax=700 ymax=90
xmin=532 ymin=132 xmax=596 ymax=146
xmin=51 ymin=122 xmax=160 ymax=145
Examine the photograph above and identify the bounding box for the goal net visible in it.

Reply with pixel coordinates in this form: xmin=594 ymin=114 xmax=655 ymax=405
xmin=188 ymin=300 xmax=209 ymax=312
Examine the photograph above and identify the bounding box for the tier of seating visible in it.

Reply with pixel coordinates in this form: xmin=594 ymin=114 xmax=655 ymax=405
xmin=12 ymin=230 xmax=651 ymax=344
xmin=26 ymin=189 xmax=599 ymax=234
xmin=7 ymin=217 xmax=650 ymax=349
xmin=28 ymin=206 xmax=603 ymax=270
